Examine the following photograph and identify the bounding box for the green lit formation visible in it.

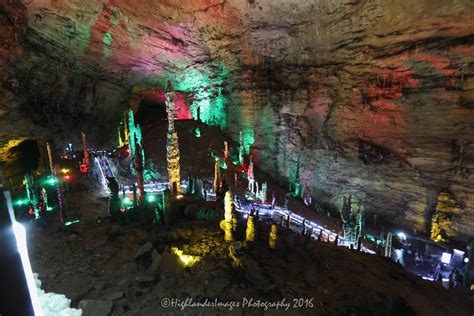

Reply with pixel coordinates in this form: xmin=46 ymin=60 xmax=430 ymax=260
xmin=64 ymin=219 xmax=81 ymax=226
xmin=25 ymin=175 xmax=40 ymax=219
xmin=339 ymin=195 xmax=364 ymax=248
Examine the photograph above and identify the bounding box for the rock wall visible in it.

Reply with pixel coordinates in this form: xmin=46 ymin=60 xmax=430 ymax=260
xmin=0 ymin=0 xmax=473 ymax=240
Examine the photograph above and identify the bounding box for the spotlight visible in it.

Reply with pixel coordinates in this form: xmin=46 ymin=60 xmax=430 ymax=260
xmin=464 ymin=257 xmax=469 ymax=263
xmin=441 ymin=252 xmax=452 ymax=264
xmin=397 ymin=232 xmax=406 ymax=240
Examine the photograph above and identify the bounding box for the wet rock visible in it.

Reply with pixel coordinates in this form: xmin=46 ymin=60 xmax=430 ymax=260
xmin=101 ymin=291 xmax=123 ymax=301
xmin=67 ymin=234 xmax=78 ymax=243
xmin=135 ymin=230 xmax=150 ymax=245
xmin=78 ymin=299 xmax=113 ymax=316
xmin=146 ymin=249 xmax=162 ymax=274
xmin=93 ymin=280 xmax=105 ymax=291
xmin=159 ymin=252 xmax=184 ymax=277
xmin=60 ymin=274 xmax=93 ymax=301
xmin=244 ymin=258 xmax=267 ymax=286
xmin=135 ymin=275 xmax=156 ymax=285
xmin=107 ymin=226 xmax=123 ymax=241
xmin=135 ymin=241 xmax=154 ymax=258
xmin=304 ymin=269 xmax=318 ymax=288
xmin=122 ymin=261 xmax=137 ymax=274
xmin=206 ymin=277 xmax=230 ymax=296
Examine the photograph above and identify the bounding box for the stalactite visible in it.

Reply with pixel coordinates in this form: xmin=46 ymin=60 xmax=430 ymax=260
xmin=165 ymin=80 xmax=182 ymax=197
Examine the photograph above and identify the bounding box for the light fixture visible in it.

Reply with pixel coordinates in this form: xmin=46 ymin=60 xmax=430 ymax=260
xmin=441 ymin=252 xmax=452 ymax=264
xmin=397 ymin=232 xmax=406 ymax=240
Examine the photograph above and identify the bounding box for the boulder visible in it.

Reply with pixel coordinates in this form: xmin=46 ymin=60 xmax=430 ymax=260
xmin=78 ymin=299 xmax=113 ymax=316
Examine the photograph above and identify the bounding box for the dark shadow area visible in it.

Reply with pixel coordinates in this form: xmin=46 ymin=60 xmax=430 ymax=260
xmin=9 ymin=139 xmax=40 ymax=174
xmin=135 ymin=95 xmax=167 ymax=126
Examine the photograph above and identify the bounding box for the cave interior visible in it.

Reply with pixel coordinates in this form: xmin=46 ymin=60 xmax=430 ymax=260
xmin=0 ymin=1 xmax=474 ymax=315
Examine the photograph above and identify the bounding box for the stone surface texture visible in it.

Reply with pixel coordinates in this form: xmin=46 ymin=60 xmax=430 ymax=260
xmin=1 ymin=1 xmax=474 ymax=240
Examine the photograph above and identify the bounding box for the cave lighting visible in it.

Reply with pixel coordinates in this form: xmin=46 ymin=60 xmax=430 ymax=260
xmin=64 ymin=220 xmax=81 ymax=226
xmin=4 ymin=191 xmax=43 ymax=315
xmin=441 ymin=252 xmax=452 ymax=264
xmin=15 ymin=198 xmax=29 ymax=206
xmin=45 ymin=177 xmax=58 ymax=186
xmin=397 ymin=232 xmax=406 ymax=240
xmin=171 ymin=247 xmax=200 ymax=267
xmin=146 ymin=194 xmax=156 ymax=203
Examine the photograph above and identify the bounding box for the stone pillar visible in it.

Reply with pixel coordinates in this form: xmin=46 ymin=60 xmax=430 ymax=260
xmin=213 ymin=161 xmax=220 ymax=195
xmin=165 ymin=80 xmax=182 ymax=197
xmin=134 ymin=141 xmax=145 ymax=205
xmin=224 ymin=141 xmax=228 ymax=160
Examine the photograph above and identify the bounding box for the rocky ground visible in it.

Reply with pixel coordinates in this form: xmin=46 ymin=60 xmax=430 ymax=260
xmin=27 ymin=176 xmax=474 ymax=316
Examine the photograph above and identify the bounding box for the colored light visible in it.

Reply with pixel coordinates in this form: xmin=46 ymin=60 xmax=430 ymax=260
xmin=146 ymin=195 xmax=156 ymax=202
xmin=441 ymin=252 xmax=452 ymax=264
xmin=64 ymin=220 xmax=81 ymax=226
xmin=64 ymin=175 xmax=71 ymax=181
xmin=195 ymin=127 xmax=201 ymax=138
xmin=4 ymin=191 xmax=43 ymax=315
xmin=123 ymin=197 xmax=131 ymax=204
xmin=15 ymin=199 xmax=28 ymax=206
xmin=61 ymin=168 xmax=70 ymax=174
xmin=172 ymin=247 xmax=200 ymax=267
xmin=45 ymin=177 xmax=58 ymax=186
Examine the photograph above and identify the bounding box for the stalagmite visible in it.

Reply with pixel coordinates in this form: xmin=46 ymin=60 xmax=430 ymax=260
xmin=385 ymin=232 xmax=393 ymax=258
xmin=247 ymin=155 xmax=254 ymax=193
xmin=46 ymin=143 xmax=54 ymax=175
xmin=25 ymin=175 xmax=40 ymax=219
xmin=127 ymin=110 xmax=137 ymax=157
xmin=238 ymin=131 xmax=244 ymax=165
xmin=165 ymin=80 xmax=182 ymax=197
xmin=78 ymin=132 xmax=90 ymax=173
xmin=269 ymin=223 xmax=278 ymax=249
xmin=134 ymin=141 xmax=145 ymax=205
xmin=220 ymin=191 xmax=234 ymax=242
xmin=213 ymin=161 xmax=221 ymax=195
xmin=261 ymin=181 xmax=267 ymax=204
xmin=224 ymin=141 xmax=228 ymax=160
xmin=246 ymin=214 xmax=255 ymax=243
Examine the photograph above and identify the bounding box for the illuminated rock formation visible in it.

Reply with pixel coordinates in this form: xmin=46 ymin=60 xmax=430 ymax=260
xmin=247 ymin=155 xmax=254 ymax=194
xmin=1 ymin=0 xmax=474 ymax=240
xmin=224 ymin=141 xmax=228 ymax=160
xmin=164 ymin=81 xmax=182 ymax=197
xmin=430 ymin=191 xmax=463 ymax=242
xmin=220 ymin=191 xmax=234 ymax=242
xmin=213 ymin=161 xmax=221 ymax=195
xmin=245 ymin=214 xmax=255 ymax=243
xmin=269 ymin=223 xmax=278 ymax=250
xmin=133 ymin=141 xmax=145 ymax=205
xmin=80 ymin=132 xmax=89 ymax=173
xmin=340 ymin=195 xmax=364 ymax=247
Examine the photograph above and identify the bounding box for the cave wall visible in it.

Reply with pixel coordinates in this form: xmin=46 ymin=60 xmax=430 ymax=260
xmin=1 ymin=0 xmax=473 ymax=240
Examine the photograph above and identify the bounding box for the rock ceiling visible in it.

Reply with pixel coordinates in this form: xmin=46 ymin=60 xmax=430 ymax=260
xmin=1 ymin=0 xmax=474 ymax=240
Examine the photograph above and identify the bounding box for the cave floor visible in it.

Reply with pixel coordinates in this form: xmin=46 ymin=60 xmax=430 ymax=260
xmin=27 ymin=179 xmax=474 ymax=316
xmin=23 ymin=120 xmax=474 ymax=315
